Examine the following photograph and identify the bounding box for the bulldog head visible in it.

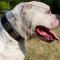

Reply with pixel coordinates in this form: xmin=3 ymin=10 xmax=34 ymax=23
xmin=11 ymin=1 xmax=60 ymax=42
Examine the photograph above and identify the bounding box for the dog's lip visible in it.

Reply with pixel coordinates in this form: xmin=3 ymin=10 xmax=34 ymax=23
xmin=35 ymin=26 xmax=59 ymax=41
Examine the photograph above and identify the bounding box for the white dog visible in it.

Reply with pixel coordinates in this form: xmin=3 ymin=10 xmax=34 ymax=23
xmin=0 ymin=1 xmax=60 ymax=60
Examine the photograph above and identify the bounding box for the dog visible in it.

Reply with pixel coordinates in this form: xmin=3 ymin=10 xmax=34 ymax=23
xmin=0 ymin=1 xmax=60 ymax=60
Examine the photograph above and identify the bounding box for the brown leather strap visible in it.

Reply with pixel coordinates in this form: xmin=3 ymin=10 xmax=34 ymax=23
xmin=1 ymin=14 xmax=23 ymax=41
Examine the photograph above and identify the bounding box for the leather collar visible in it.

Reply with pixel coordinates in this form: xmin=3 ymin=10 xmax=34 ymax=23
xmin=1 ymin=14 xmax=23 ymax=41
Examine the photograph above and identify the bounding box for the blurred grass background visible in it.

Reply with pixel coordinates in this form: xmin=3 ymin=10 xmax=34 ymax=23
xmin=25 ymin=38 xmax=60 ymax=60
xmin=0 ymin=0 xmax=60 ymax=60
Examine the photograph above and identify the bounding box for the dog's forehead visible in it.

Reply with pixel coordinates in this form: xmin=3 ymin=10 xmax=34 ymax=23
xmin=23 ymin=1 xmax=50 ymax=14
xmin=24 ymin=1 xmax=50 ymax=11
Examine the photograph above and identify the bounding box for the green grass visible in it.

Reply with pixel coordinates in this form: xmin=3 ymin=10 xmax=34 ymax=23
xmin=25 ymin=27 xmax=60 ymax=60
xmin=0 ymin=1 xmax=10 ymax=10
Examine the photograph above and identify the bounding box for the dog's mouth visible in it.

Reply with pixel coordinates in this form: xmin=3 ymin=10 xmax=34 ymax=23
xmin=35 ymin=26 xmax=59 ymax=42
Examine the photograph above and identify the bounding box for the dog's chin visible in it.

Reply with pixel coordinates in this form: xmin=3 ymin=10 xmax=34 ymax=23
xmin=35 ymin=26 xmax=59 ymax=42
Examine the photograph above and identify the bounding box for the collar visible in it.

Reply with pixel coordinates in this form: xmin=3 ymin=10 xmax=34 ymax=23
xmin=1 ymin=14 xmax=23 ymax=41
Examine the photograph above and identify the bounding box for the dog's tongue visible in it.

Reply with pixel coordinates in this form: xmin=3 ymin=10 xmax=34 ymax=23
xmin=35 ymin=28 xmax=52 ymax=40
xmin=35 ymin=26 xmax=59 ymax=41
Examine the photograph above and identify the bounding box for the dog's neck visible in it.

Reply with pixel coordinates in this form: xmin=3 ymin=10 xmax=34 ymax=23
xmin=6 ymin=11 xmax=21 ymax=36
xmin=1 ymin=11 xmax=23 ymax=41
xmin=6 ymin=11 xmax=28 ymax=40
